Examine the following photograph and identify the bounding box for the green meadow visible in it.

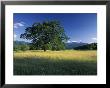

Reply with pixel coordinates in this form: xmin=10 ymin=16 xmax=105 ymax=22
xmin=14 ymin=50 xmax=97 ymax=75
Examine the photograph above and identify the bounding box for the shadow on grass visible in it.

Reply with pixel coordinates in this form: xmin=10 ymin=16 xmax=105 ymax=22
xmin=14 ymin=58 xmax=97 ymax=75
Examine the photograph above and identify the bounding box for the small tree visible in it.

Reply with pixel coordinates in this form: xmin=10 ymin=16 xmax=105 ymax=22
xmin=20 ymin=20 xmax=69 ymax=51
xmin=20 ymin=44 xmax=30 ymax=51
xmin=14 ymin=45 xmax=21 ymax=51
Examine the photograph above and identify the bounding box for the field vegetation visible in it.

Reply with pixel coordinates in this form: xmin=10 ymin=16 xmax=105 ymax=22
xmin=14 ymin=50 xmax=97 ymax=75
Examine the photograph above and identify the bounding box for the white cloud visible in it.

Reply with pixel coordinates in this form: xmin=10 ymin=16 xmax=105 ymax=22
xmin=14 ymin=34 xmax=17 ymax=40
xmin=67 ymin=40 xmax=78 ymax=43
xmin=67 ymin=40 xmax=71 ymax=43
xmin=92 ymin=37 xmax=97 ymax=40
xmin=79 ymin=40 xmax=82 ymax=42
xmin=72 ymin=41 xmax=77 ymax=42
xmin=14 ymin=22 xmax=24 ymax=29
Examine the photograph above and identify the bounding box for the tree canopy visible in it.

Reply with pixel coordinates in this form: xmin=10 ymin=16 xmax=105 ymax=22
xmin=20 ymin=20 xmax=69 ymax=51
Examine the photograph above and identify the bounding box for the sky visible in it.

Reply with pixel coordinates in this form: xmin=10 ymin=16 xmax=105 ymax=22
xmin=14 ymin=13 xmax=97 ymax=43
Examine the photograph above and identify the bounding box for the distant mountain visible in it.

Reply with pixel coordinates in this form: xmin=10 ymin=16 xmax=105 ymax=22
xmin=14 ymin=41 xmax=89 ymax=50
xmin=74 ymin=43 xmax=97 ymax=50
xmin=14 ymin=41 xmax=30 ymax=45
xmin=65 ymin=42 xmax=88 ymax=49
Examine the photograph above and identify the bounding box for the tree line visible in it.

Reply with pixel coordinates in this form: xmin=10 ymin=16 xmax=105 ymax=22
xmin=14 ymin=41 xmax=97 ymax=51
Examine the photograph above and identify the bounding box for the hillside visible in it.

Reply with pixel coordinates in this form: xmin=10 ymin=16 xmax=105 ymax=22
xmin=65 ymin=42 xmax=87 ymax=49
xmin=14 ymin=41 xmax=88 ymax=50
xmin=74 ymin=43 xmax=97 ymax=50
xmin=14 ymin=41 xmax=29 ymax=45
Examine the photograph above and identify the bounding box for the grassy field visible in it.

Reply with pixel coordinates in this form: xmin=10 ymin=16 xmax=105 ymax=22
xmin=14 ymin=50 xmax=97 ymax=75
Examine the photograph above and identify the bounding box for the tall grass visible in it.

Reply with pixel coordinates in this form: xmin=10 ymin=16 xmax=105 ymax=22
xmin=14 ymin=50 xmax=97 ymax=75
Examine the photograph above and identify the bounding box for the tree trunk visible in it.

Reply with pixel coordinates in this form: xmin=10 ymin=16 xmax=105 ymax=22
xmin=44 ymin=48 xmax=46 ymax=52
xmin=43 ymin=46 xmax=46 ymax=52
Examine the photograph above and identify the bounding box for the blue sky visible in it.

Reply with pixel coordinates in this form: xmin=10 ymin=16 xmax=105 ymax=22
xmin=14 ymin=13 xmax=97 ymax=43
